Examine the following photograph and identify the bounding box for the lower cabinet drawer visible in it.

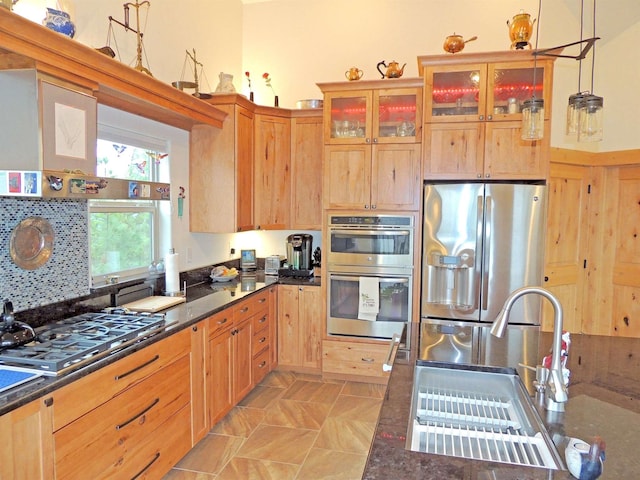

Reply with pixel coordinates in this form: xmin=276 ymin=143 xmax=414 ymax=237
xmin=322 ymin=340 xmax=390 ymax=378
xmin=252 ymin=348 xmax=270 ymax=385
xmin=53 ymin=354 xmax=190 ymax=480
xmin=252 ymin=326 xmax=270 ymax=357
xmin=52 ymin=328 xmax=190 ymax=431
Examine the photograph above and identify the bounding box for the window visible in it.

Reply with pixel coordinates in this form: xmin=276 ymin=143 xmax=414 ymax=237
xmin=90 ymin=127 xmax=168 ymax=285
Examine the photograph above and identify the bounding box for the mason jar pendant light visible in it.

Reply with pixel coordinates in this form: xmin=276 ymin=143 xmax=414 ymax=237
xmin=577 ymin=0 xmax=603 ymax=142
xmin=521 ymin=0 xmax=544 ymax=141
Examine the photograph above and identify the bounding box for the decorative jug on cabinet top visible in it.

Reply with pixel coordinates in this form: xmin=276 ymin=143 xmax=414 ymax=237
xmin=376 ymin=60 xmax=406 ymax=79
xmin=507 ymin=10 xmax=536 ymax=50
xmin=345 ymin=67 xmax=364 ymax=81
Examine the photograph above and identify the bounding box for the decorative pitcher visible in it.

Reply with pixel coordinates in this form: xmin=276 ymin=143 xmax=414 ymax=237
xmin=507 ymin=10 xmax=536 ymax=50
xmin=43 ymin=8 xmax=75 ymax=38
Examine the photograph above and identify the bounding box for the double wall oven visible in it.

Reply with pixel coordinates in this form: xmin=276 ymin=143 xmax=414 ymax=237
xmin=326 ymin=214 xmax=414 ymax=342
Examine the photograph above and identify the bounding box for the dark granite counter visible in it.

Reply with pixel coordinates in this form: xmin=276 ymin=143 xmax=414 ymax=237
xmin=0 ymin=271 xmax=320 ymax=416
xmin=363 ymin=323 xmax=640 ymax=479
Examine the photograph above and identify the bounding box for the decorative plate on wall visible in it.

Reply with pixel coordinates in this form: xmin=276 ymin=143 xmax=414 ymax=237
xmin=9 ymin=216 xmax=54 ymax=270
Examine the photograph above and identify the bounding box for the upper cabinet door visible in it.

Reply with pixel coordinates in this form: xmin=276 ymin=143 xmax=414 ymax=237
xmin=323 ymin=90 xmax=373 ymax=145
xmin=373 ymin=88 xmax=422 ymax=144
xmin=424 ymin=64 xmax=487 ymax=123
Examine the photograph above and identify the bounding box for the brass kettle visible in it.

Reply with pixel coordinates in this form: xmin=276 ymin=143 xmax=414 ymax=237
xmin=507 ymin=10 xmax=536 ymax=50
xmin=376 ymin=60 xmax=406 ymax=79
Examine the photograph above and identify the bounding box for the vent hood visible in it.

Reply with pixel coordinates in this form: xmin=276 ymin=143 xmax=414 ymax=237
xmin=0 ymin=170 xmax=170 ymax=201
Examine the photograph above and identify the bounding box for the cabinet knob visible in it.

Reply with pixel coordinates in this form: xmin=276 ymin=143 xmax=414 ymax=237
xmin=364 ymin=204 xmax=370 ymax=209
xmin=365 ymin=138 xmax=371 ymax=144
xmin=373 ymin=138 xmax=378 ymax=143
xmin=487 ymin=115 xmax=493 ymax=121
xmin=485 ymin=173 xmax=490 ymax=178
xmin=192 ymin=326 xmax=198 ymax=332
xmin=479 ymin=115 xmax=484 ymax=121
xmin=544 ymin=276 xmax=549 ymax=282
xmin=371 ymin=205 xmax=377 ymax=210
xmin=477 ymin=174 xmax=482 ymax=179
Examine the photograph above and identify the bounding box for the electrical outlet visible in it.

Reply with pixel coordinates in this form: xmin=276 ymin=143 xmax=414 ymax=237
xmin=230 ymin=247 xmax=236 ymax=255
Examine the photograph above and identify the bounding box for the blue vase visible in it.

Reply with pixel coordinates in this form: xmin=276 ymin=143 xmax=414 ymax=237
xmin=44 ymin=8 xmax=76 ymax=38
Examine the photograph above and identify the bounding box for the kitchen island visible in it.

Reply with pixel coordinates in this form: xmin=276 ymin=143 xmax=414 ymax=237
xmin=363 ymin=323 xmax=640 ymax=479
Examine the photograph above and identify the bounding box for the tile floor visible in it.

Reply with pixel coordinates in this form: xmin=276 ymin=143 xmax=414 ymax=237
xmin=162 ymin=370 xmax=386 ymax=480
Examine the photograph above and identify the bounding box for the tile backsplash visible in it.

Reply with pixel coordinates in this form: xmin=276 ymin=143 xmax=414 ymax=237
xmin=0 ymin=197 xmax=90 ymax=311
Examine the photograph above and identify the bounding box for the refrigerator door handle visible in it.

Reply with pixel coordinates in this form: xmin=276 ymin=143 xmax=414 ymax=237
xmin=474 ymin=195 xmax=484 ymax=311
xmin=482 ymin=195 xmax=492 ymax=311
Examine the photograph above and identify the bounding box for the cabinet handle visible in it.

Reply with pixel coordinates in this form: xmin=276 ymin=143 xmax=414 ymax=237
xmin=373 ymin=138 xmax=378 ymax=143
xmin=479 ymin=115 xmax=484 ymax=120
xmin=231 ymin=329 xmax=237 ymax=335
xmin=43 ymin=397 xmax=53 ymax=407
xmin=365 ymin=138 xmax=371 ymax=143
xmin=259 ymin=336 xmax=267 ymax=343
xmin=485 ymin=173 xmax=490 ymax=178
xmin=131 ymin=452 xmax=160 ymax=480
xmin=240 ymin=307 xmax=249 ymax=313
xmin=115 ymin=354 xmax=160 ymax=381
xmin=258 ymin=360 xmax=267 ymax=368
xmin=476 ymin=173 xmax=482 ymax=178
xmin=544 ymin=276 xmax=549 ymax=282
xmin=258 ymin=315 xmax=267 ymax=324
xmin=371 ymin=205 xmax=377 ymax=210
xmin=487 ymin=114 xmax=493 ymax=121
xmin=192 ymin=326 xmax=198 ymax=332
xmin=258 ymin=298 xmax=267 ymax=304
xmin=361 ymin=357 xmax=375 ymax=363
xmin=217 ymin=317 xmax=229 ymax=325
xmin=116 ymin=397 xmax=159 ymax=430
xmin=364 ymin=204 xmax=370 ymax=209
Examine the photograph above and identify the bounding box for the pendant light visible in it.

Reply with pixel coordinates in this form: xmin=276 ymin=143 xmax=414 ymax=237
xmin=578 ymin=0 xmax=603 ymax=142
xmin=521 ymin=0 xmax=544 ymax=141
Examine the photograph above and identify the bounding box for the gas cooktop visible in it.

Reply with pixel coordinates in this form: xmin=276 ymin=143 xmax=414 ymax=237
xmin=0 ymin=311 xmax=167 ymax=376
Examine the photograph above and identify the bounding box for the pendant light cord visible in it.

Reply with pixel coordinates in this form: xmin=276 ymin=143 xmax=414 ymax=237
xmin=590 ymin=0 xmax=597 ymax=94
xmin=577 ymin=0 xmax=584 ymax=92
xmin=532 ymin=0 xmax=542 ymax=98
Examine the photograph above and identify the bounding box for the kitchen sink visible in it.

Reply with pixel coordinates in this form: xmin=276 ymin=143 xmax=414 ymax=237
xmin=407 ymin=361 xmax=564 ymax=470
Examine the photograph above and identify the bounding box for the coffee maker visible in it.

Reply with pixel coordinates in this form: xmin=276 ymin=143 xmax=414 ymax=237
xmin=280 ymin=234 xmax=313 ymax=277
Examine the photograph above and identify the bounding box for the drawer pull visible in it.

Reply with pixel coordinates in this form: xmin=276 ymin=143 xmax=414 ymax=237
xmin=116 ymin=397 xmax=159 ymax=430
xmin=258 ymin=315 xmax=267 ymax=323
xmin=258 ymin=360 xmax=267 ymax=368
xmin=217 ymin=317 xmax=229 ymax=325
xmin=240 ymin=306 xmax=249 ymax=313
xmin=258 ymin=298 xmax=267 ymax=303
xmin=115 ymin=354 xmax=160 ymax=380
xmin=361 ymin=357 xmax=375 ymax=363
xmin=259 ymin=336 xmax=267 ymax=343
xmin=131 ymin=452 xmax=160 ymax=480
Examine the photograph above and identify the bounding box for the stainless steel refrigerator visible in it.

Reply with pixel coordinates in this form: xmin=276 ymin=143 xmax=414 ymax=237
xmin=420 ymin=182 xmax=547 ymax=390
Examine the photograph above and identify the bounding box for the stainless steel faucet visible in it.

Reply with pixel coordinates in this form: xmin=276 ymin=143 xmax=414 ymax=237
xmin=490 ymin=286 xmax=568 ymax=412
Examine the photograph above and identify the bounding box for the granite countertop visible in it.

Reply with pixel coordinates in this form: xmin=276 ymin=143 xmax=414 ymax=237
xmin=0 ymin=272 xmax=320 ymax=416
xmin=363 ymin=323 xmax=640 ymax=479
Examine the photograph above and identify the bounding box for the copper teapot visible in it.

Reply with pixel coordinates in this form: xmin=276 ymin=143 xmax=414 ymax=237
xmin=507 ymin=10 xmax=536 ymax=49
xmin=376 ymin=60 xmax=406 ymax=79
xmin=443 ymin=34 xmax=477 ymax=54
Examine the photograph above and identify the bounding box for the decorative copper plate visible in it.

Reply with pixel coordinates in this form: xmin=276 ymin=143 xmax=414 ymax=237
xmin=9 ymin=217 xmax=54 ymax=270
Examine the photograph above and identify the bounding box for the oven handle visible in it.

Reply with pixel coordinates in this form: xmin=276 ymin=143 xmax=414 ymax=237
xmin=330 ymin=229 xmax=411 ymax=236
xmin=329 ymin=274 xmax=409 ymax=283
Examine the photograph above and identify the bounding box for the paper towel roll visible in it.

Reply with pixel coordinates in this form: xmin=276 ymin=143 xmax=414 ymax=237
xmin=165 ymin=249 xmax=180 ymax=294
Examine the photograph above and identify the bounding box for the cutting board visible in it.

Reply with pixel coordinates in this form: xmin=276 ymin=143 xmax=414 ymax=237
xmin=122 ymin=295 xmax=186 ymax=313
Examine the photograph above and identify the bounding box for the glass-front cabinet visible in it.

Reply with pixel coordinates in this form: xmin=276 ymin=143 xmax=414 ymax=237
xmin=321 ymin=79 xmax=422 ymax=144
xmin=424 ymin=59 xmax=552 ymax=123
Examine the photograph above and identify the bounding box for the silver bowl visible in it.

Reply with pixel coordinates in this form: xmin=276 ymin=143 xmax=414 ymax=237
xmin=296 ymin=99 xmax=323 ymax=109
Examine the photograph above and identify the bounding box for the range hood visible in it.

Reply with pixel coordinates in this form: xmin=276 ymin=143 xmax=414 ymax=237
xmin=0 ymin=170 xmax=170 ymax=200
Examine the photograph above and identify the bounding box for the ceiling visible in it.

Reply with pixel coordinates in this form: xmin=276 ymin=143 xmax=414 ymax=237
xmin=561 ymin=0 xmax=640 ymax=44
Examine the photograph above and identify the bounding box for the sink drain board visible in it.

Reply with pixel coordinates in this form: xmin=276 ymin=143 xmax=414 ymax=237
xmin=411 ymin=388 xmax=558 ymax=469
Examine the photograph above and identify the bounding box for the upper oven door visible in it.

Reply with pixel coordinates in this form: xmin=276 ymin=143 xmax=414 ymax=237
xmin=328 ymin=215 xmax=414 ymax=268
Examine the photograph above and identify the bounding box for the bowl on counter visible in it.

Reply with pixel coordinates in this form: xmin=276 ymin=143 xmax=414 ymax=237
xmin=296 ymin=99 xmax=323 ymax=109
xmin=210 ymin=273 xmax=239 ymax=282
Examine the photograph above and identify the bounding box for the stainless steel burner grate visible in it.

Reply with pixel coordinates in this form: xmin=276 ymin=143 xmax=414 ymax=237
xmin=0 ymin=312 xmax=165 ymax=375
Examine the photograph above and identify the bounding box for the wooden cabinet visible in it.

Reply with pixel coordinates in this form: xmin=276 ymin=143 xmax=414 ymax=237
xmin=190 ymin=98 xmax=254 ymax=233
xmin=322 ymin=339 xmax=393 ymax=384
xmin=254 ymin=112 xmax=291 ymax=229
xmin=543 ymin=163 xmax=591 ymax=334
xmin=190 ymin=320 xmax=209 ymax=444
xmin=52 ymin=329 xmax=192 ymax=480
xmin=419 ymin=51 xmax=555 ymax=180
xmin=0 ymin=398 xmax=54 ymax=480
xmin=290 ymin=112 xmax=323 ymax=229
xmin=0 ymin=70 xmax=97 ymax=173
xmin=319 ymin=79 xmax=422 ymax=211
xmin=277 ymin=284 xmax=322 ymax=373
xmin=208 ymin=312 xmax=234 ymax=425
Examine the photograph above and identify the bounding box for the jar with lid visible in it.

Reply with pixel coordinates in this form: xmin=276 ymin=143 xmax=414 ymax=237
xmin=507 ymin=98 xmax=519 ymax=114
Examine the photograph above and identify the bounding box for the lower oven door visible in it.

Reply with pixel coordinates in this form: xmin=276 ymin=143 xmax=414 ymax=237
xmin=327 ymin=269 xmax=411 ymax=341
